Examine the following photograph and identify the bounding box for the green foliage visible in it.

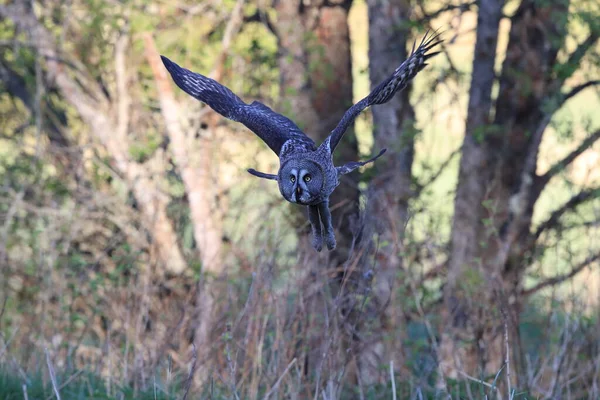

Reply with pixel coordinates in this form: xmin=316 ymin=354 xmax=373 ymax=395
xmin=0 ymin=369 xmax=179 ymax=400
xmin=128 ymin=133 xmax=161 ymax=163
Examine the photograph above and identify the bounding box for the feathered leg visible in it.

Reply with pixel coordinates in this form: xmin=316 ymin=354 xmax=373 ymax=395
xmin=308 ymin=205 xmax=323 ymax=252
xmin=318 ymin=200 xmax=336 ymax=251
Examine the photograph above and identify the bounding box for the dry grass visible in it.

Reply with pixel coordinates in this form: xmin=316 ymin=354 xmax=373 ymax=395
xmin=1 ymin=187 xmax=599 ymax=399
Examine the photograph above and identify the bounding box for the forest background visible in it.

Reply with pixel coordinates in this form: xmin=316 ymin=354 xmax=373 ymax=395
xmin=0 ymin=0 xmax=599 ymax=398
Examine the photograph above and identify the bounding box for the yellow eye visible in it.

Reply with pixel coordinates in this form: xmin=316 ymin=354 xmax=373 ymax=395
xmin=290 ymin=176 xmax=296 ymax=183
xmin=304 ymin=175 xmax=311 ymax=182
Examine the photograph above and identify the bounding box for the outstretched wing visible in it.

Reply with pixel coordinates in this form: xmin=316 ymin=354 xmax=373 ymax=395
xmin=161 ymin=56 xmax=315 ymax=155
xmin=326 ymin=30 xmax=442 ymax=152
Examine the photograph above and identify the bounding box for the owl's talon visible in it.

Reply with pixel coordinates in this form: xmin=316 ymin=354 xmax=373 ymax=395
xmin=325 ymin=233 xmax=336 ymax=251
xmin=312 ymin=236 xmax=323 ymax=252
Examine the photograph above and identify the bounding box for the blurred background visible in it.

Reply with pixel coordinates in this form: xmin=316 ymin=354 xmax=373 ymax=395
xmin=0 ymin=0 xmax=599 ymax=398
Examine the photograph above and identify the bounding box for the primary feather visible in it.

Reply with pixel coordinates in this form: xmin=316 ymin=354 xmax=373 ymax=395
xmin=160 ymin=56 xmax=315 ymax=155
xmin=326 ymin=30 xmax=443 ymax=152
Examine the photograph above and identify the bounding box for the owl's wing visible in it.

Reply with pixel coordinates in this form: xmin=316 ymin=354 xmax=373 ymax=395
xmin=324 ymin=30 xmax=442 ymax=153
xmin=161 ymin=56 xmax=315 ymax=155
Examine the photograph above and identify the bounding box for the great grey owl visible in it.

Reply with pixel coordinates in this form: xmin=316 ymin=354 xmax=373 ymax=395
xmin=161 ymin=31 xmax=442 ymax=252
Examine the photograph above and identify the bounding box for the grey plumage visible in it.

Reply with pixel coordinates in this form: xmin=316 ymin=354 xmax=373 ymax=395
xmin=161 ymin=30 xmax=442 ymax=252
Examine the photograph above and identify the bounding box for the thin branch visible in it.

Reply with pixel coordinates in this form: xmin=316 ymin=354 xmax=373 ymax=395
xmin=45 ymin=348 xmax=62 ymax=400
xmin=534 ymin=186 xmax=600 ymax=240
xmin=0 ymin=190 xmax=24 ymax=265
xmin=556 ymin=33 xmax=599 ymax=87
xmin=211 ymin=0 xmax=245 ymax=82
xmin=114 ymin=30 xmax=130 ymax=142
xmin=44 ymin=370 xmax=84 ymax=400
xmin=415 ymin=148 xmax=460 ymax=195
xmin=181 ymin=344 xmax=198 ymax=400
xmin=264 ymin=358 xmax=297 ymax=399
xmin=522 ymin=253 xmax=600 ymax=297
xmin=458 ymin=370 xmax=502 ymax=392
xmin=538 ymin=129 xmax=600 ymax=187
xmin=563 ymin=80 xmax=600 ymax=103
xmin=390 ymin=360 xmax=397 ymax=400
xmin=34 ymin=21 xmax=43 ymax=157
xmin=417 ymin=1 xmax=476 ymax=23
xmin=22 ymin=384 xmax=29 ymax=400
xmin=413 ymin=260 xmax=446 ymax=288
xmin=531 ymin=36 xmax=600 ymax=140
xmin=504 ymin=319 xmax=512 ymax=399
xmin=243 ymin=8 xmax=276 ymax=35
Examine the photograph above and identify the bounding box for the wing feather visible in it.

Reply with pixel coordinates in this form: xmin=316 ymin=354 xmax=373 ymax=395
xmin=161 ymin=56 xmax=315 ymax=155
xmin=326 ymin=30 xmax=443 ymax=152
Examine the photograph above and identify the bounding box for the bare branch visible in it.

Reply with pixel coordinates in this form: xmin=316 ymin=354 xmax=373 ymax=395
xmin=264 ymin=358 xmax=297 ymax=399
xmin=417 ymin=1 xmax=476 ymax=23
xmin=538 ymin=129 xmax=600 ymax=187
xmin=555 ymin=33 xmax=599 ymax=87
xmin=45 ymin=348 xmax=62 ymax=400
xmin=211 ymin=0 xmax=245 ymax=82
xmin=522 ymin=253 xmax=600 ymax=297
xmin=534 ymin=186 xmax=600 ymax=240
xmin=44 ymin=370 xmax=84 ymax=400
xmin=414 ymin=148 xmax=461 ymax=195
xmin=181 ymin=344 xmax=198 ymax=400
xmin=563 ymin=80 xmax=600 ymax=103
xmin=243 ymin=8 xmax=277 ymax=35
xmin=114 ymin=31 xmax=130 ymax=142
xmin=404 ymin=260 xmax=447 ymax=298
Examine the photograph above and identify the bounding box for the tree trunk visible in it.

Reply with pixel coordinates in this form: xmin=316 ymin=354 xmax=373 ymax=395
xmin=357 ymin=0 xmax=416 ymax=384
xmin=440 ymin=0 xmax=505 ymax=380
xmin=441 ymin=0 xmax=572 ymax=385
xmin=143 ymin=33 xmax=223 ymax=273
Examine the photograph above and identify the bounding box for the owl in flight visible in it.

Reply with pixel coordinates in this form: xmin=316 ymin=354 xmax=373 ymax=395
xmin=162 ymin=31 xmax=442 ymax=252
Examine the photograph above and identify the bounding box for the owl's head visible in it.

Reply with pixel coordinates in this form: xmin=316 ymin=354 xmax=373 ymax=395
xmin=276 ymin=160 xmax=324 ymax=205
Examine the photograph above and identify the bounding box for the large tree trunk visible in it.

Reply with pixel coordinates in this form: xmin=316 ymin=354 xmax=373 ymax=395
xmin=441 ymin=0 xmax=572 ymax=385
xmin=358 ymin=0 xmax=416 ymax=384
xmin=440 ymin=0 xmax=505 ymax=380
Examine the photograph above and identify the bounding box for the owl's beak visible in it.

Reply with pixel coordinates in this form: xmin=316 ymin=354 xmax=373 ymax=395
xmin=296 ymin=186 xmax=302 ymax=198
